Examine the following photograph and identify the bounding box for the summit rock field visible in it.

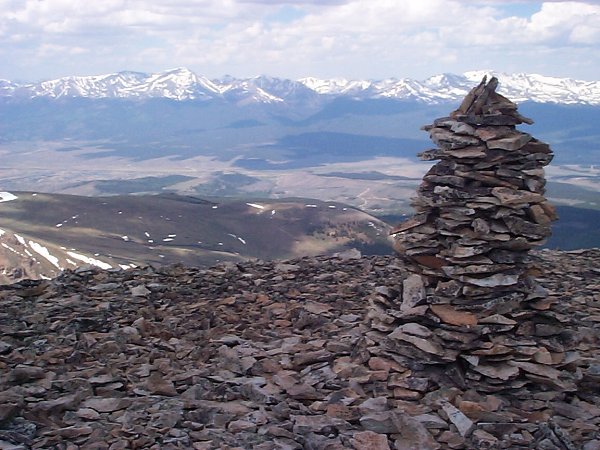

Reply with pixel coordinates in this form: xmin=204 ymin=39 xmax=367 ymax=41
xmin=0 ymin=250 xmax=599 ymax=449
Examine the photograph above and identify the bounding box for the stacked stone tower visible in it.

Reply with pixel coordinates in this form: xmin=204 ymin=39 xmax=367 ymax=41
xmin=394 ymin=76 xmax=556 ymax=306
xmin=386 ymin=77 xmax=577 ymax=392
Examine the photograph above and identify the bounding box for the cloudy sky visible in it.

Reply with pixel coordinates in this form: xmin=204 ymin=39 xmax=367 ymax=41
xmin=2 ymin=0 xmax=599 ymax=82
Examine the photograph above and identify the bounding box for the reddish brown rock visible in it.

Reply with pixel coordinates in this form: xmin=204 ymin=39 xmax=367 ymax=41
xmin=351 ymin=430 xmax=391 ymax=450
xmin=430 ymin=305 xmax=478 ymax=327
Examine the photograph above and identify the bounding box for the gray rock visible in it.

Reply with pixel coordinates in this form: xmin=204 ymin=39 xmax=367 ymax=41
xmin=360 ymin=412 xmax=403 ymax=434
xmin=130 ymin=284 xmax=151 ymax=297
xmin=487 ymin=132 xmax=532 ymax=150
xmin=441 ymin=402 xmax=474 ymax=437
xmin=401 ymin=274 xmax=425 ymax=311
xmin=0 ymin=341 xmax=13 ymax=354
xmin=291 ymin=414 xmax=350 ymax=434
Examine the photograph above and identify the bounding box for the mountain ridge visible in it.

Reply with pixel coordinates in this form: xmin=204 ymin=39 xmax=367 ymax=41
xmin=2 ymin=67 xmax=600 ymax=105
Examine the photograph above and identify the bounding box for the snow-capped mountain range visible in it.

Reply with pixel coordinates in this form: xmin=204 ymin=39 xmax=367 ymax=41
xmin=1 ymin=67 xmax=599 ymax=105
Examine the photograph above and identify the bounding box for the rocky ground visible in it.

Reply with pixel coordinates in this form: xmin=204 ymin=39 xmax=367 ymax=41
xmin=0 ymin=249 xmax=599 ymax=449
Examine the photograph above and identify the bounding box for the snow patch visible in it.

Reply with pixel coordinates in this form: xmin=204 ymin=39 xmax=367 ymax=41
xmin=0 ymin=229 xmax=5 ymax=237
xmin=1 ymin=243 xmax=18 ymax=254
xmin=144 ymin=232 xmax=151 ymax=238
xmin=56 ymin=223 xmax=63 ymax=228
xmin=229 ymin=233 xmax=247 ymax=244
xmin=212 ymin=205 xmax=218 ymax=209
xmin=305 ymin=204 xmax=317 ymax=208
xmin=29 ymin=241 xmax=61 ymax=268
xmin=121 ymin=236 xmax=129 ymax=241
xmin=246 ymin=202 xmax=265 ymax=210
xmin=0 ymin=192 xmax=17 ymax=203
xmin=163 ymin=238 xmax=174 ymax=242
xmin=66 ymin=251 xmax=112 ymax=270
xmin=14 ymin=234 xmax=27 ymax=246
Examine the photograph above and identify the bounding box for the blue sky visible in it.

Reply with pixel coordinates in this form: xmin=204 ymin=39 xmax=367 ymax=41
xmin=1 ymin=0 xmax=599 ymax=82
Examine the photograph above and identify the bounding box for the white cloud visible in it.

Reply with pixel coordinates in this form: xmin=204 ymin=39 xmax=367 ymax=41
xmin=524 ymin=2 xmax=600 ymax=43
xmin=0 ymin=0 xmax=599 ymax=81
xmin=570 ymin=24 xmax=600 ymax=45
xmin=36 ymin=43 xmax=89 ymax=58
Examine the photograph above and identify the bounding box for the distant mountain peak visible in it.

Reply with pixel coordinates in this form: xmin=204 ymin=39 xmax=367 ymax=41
xmin=1 ymin=68 xmax=599 ymax=105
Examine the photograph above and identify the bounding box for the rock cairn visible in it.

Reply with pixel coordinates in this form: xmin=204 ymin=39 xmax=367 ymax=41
xmin=387 ymin=77 xmax=580 ymax=393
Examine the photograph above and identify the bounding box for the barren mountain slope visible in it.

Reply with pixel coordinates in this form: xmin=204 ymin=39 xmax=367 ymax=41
xmin=0 ymin=192 xmax=393 ymax=284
